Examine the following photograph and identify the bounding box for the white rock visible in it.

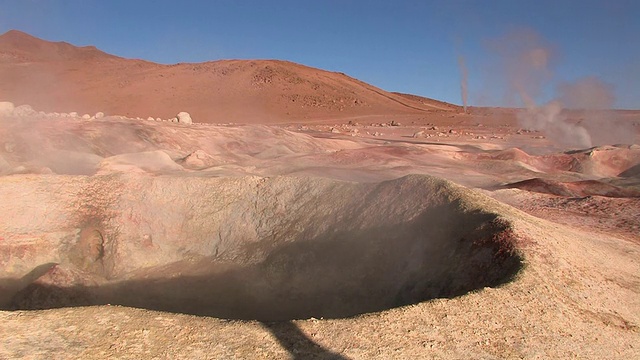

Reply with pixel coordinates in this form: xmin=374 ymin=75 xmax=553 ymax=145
xmin=95 ymin=112 xmax=105 ymax=119
xmin=82 ymin=114 xmax=91 ymax=120
xmin=0 ymin=101 xmax=15 ymax=115
xmin=69 ymin=112 xmax=78 ymax=117
xmin=147 ymin=117 xmax=155 ymax=121
xmin=176 ymin=111 xmax=193 ymax=124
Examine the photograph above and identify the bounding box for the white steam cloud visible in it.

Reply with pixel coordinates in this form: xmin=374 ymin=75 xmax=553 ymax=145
xmin=490 ymin=29 xmax=635 ymax=149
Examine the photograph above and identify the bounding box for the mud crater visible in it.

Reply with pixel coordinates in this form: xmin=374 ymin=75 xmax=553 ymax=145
xmin=2 ymin=176 xmax=523 ymax=321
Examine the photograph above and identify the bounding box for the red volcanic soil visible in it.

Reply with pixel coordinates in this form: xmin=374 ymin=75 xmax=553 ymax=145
xmin=0 ymin=30 xmax=459 ymax=124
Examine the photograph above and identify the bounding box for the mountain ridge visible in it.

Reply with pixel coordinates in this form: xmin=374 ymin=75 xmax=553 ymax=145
xmin=0 ymin=29 xmax=460 ymax=123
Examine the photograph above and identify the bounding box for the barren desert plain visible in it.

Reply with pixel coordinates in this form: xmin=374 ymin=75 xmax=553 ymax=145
xmin=0 ymin=30 xmax=639 ymax=359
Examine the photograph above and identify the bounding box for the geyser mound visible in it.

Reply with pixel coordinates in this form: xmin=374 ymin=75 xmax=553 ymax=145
xmin=1 ymin=174 xmax=522 ymax=320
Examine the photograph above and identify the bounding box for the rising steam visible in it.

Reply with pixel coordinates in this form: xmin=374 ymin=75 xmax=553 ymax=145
xmin=489 ymin=29 xmax=635 ymax=149
xmin=458 ymin=56 xmax=469 ymax=113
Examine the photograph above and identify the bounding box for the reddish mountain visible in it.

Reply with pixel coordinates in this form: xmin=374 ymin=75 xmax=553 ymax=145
xmin=0 ymin=30 xmax=460 ymax=123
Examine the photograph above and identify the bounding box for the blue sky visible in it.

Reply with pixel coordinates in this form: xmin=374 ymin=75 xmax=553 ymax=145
xmin=1 ymin=0 xmax=638 ymax=109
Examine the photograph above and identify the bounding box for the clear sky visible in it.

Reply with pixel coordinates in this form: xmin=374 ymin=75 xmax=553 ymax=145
xmin=1 ymin=0 xmax=638 ymax=109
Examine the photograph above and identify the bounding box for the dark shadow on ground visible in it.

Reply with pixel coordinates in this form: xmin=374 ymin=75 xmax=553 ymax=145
xmin=261 ymin=321 xmax=349 ymax=360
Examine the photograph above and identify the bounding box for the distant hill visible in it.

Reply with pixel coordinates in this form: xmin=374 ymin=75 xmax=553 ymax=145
xmin=0 ymin=30 xmax=460 ymax=123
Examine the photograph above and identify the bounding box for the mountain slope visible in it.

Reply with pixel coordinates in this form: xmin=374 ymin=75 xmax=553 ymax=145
xmin=0 ymin=30 xmax=120 ymax=62
xmin=0 ymin=30 xmax=460 ymax=123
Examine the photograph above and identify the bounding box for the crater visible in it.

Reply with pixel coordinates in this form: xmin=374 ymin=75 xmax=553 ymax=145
xmin=1 ymin=175 xmax=523 ymax=321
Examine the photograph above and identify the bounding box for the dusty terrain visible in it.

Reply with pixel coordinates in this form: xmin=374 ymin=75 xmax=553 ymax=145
xmin=1 ymin=30 xmax=640 ymax=359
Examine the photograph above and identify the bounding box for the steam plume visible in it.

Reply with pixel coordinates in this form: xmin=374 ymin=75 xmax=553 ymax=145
xmin=489 ymin=29 xmax=635 ymax=149
xmin=458 ymin=56 xmax=469 ymax=113
xmin=559 ymin=77 xmax=635 ymax=146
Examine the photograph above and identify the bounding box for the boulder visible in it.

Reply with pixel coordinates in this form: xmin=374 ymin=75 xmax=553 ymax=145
xmin=176 ymin=111 xmax=193 ymax=124
xmin=0 ymin=101 xmax=15 ymax=115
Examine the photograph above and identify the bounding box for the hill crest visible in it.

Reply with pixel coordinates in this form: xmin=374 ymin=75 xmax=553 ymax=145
xmin=0 ymin=30 xmax=121 ymax=62
xmin=0 ymin=30 xmax=460 ymax=123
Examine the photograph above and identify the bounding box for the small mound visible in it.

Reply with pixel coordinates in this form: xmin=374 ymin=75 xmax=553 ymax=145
xmin=176 ymin=150 xmax=220 ymax=170
xmin=487 ymin=146 xmax=640 ymax=178
xmin=98 ymin=150 xmax=183 ymax=174
xmin=563 ymin=145 xmax=640 ymax=177
xmin=474 ymin=148 xmax=550 ymax=173
xmin=505 ymin=178 xmax=640 ymax=198
xmin=490 ymin=148 xmax=531 ymax=162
